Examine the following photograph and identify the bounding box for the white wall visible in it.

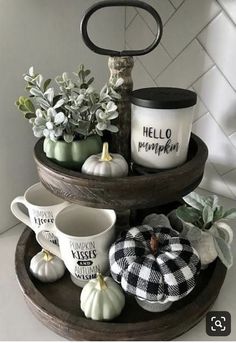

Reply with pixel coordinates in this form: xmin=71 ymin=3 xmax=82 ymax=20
xmin=0 ymin=0 xmax=125 ymax=233
xmin=3 ymin=0 xmax=235 ymax=232
xmin=125 ymin=0 xmax=236 ymax=200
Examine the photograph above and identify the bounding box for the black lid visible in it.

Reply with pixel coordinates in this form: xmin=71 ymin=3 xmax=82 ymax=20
xmin=130 ymin=87 xmax=197 ymax=109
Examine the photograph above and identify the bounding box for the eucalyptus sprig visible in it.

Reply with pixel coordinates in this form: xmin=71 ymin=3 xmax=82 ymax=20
xmin=176 ymin=192 xmax=236 ymax=268
xmin=16 ymin=65 xmax=123 ymax=143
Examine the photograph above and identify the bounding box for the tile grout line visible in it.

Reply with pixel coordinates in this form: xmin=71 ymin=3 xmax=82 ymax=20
xmin=0 ymin=221 xmax=21 ymax=236
xmin=125 ymin=6 xmax=127 ymax=31
xmin=154 ymin=38 xmax=197 ymax=81
xmin=193 ymin=42 xmax=236 ymax=137
xmin=197 ymin=37 xmax=236 ymax=93
xmin=136 ymin=56 xmax=158 ymax=85
xmin=216 ymin=0 xmax=236 ymax=27
xmin=196 ymin=10 xmax=222 ymax=39
xmin=192 ymin=79 xmax=236 ymax=144
xmin=162 ymin=0 xmax=186 ymax=27
xmin=191 ymin=77 xmax=236 ymax=170
xmin=125 ymin=5 xmax=222 ymax=83
xmin=169 ymin=0 xmax=185 ymax=10
xmin=125 ymin=34 xmax=160 ymax=85
xmin=189 ymin=65 xmax=215 ymax=89
xmin=160 ymin=42 xmax=173 ymax=61
xmin=136 ymin=3 xmax=176 ymax=37
xmin=220 ymin=167 xmax=236 ymax=177
xmin=205 ymin=109 xmax=236 ymax=168
xmin=193 ymin=111 xmax=208 ymax=124
xmin=189 ymin=64 xmax=215 ymax=89
xmin=125 ymin=11 xmax=138 ymax=30
xmin=128 ymin=12 xmax=173 ymax=67
xmin=200 ymin=156 xmax=236 ymax=199
xmin=206 ymin=159 xmax=236 ymax=199
xmin=154 ymin=36 xmax=215 ymax=84
xmin=154 ymin=9 xmax=223 ymax=81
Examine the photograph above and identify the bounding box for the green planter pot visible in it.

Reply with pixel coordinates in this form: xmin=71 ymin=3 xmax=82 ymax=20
xmin=43 ymin=135 xmax=103 ymax=170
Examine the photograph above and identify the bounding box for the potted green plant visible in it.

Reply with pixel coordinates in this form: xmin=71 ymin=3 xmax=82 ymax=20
xmin=16 ymin=65 xmax=123 ymax=170
xmin=174 ymin=192 xmax=236 ymax=269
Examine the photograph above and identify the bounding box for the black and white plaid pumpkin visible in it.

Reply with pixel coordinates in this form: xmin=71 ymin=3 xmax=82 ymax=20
xmin=109 ymin=225 xmax=201 ymax=303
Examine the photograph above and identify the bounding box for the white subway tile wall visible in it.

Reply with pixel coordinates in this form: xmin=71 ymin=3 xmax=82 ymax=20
xmin=193 ymin=66 xmax=236 ymax=135
xmin=161 ymin=0 xmax=221 ymax=58
xmin=169 ymin=0 xmax=185 ymax=9
xmin=156 ymin=40 xmax=214 ymax=88
xmin=218 ymin=0 xmax=236 ymax=24
xmin=137 ymin=0 xmax=175 ymax=28
xmin=125 ymin=0 xmax=236 ymax=200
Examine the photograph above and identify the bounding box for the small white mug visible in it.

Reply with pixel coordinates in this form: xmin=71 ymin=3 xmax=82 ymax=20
xmin=35 ymin=204 xmax=116 ymax=287
xmin=11 ymin=182 xmax=70 ymax=244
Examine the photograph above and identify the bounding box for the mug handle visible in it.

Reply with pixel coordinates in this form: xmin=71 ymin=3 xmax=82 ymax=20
xmin=216 ymin=222 xmax=233 ymax=244
xmin=36 ymin=227 xmax=62 ymax=259
xmin=11 ymin=196 xmax=31 ymax=228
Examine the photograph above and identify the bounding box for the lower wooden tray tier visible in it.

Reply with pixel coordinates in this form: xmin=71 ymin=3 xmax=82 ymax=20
xmin=34 ymin=133 xmax=208 ymax=210
xmin=16 ymin=228 xmax=226 ymax=341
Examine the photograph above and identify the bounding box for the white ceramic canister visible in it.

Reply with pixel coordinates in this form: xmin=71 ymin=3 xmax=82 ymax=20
xmin=131 ymin=87 xmax=197 ymax=169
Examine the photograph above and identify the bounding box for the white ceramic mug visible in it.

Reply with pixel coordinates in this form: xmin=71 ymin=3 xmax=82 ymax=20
xmin=35 ymin=204 xmax=116 ymax=287
xmin=11 ymin=182 xmax=70 ymax=244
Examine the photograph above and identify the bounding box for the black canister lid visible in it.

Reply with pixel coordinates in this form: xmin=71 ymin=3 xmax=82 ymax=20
xmin=130 ymin=87 xmax=197 ymax=109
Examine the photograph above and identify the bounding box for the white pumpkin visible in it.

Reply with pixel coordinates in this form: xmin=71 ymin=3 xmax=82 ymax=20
xmin=80 ymin=273 xmax=125 ymax=321
xmin=30 ymin=249 xmax=65 ymax=282
xmin=81 ymin=142 xmax=128 ymax=177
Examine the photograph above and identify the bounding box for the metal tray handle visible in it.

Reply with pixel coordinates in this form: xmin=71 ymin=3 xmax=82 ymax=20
xmin=80 ymin=0 xmax=163 ymax=56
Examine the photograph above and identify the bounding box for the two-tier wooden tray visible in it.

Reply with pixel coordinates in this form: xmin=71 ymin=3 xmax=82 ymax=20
xmin=14 ymin=2 xmax=226 ymax=339
xmin=14 ymin=130 xmax=225 ymax=341
xmin=15 ymin=228 xmax=226 ymax=341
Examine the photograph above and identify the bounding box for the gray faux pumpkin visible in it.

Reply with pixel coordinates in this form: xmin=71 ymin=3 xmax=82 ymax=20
xmin=81 ymin=142 xmax=128 ymax=177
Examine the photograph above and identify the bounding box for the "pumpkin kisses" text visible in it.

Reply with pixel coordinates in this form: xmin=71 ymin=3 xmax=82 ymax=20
xmin=70 ymin=240 xmax=100 ymax=280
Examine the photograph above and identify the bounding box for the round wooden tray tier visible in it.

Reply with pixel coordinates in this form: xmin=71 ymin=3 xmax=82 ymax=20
xmin=16 ymin=228 xmax=226 ymax=341
xmin=34 ymin=133 xmax=208 ymax=210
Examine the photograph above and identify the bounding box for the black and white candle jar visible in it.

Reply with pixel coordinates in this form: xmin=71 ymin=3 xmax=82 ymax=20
xmin=131 ymin=87 xmax=197 ymax=169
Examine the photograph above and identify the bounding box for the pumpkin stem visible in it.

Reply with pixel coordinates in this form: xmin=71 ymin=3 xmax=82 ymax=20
xmin=42 ymin=249 xmax=54 ymax=262
xmin=150 ymin=234 xmax=159 ymax=257
xmin=96 ymin=272 xmax=107 ymax=290
xmin=100 ymin=142 xmax=113 ymax=162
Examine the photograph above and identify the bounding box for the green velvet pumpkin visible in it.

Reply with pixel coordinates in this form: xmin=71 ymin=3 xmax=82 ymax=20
xmin=43 ymin=135 xmax=102 ymax=170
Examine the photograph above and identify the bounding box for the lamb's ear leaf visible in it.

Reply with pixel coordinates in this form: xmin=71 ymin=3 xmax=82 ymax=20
xmin=213 ymin=236 xmax=233 ymax=269
xmin=209 ymin=223 xmax=232 ymax=244
xmin=202 ymin=205 xmax=214 ymax=224
xmin=205 ymin=195 xmax=218 ymax=209
xmin=214 ymin=205 xmax=224 ymax=222
xmin=223 ymin=208 xmax=236 ymax=219
xmin=181 ymin=223 xmax=202 ymax=241
xmin=176 ymin=205 xmax=201 ymax=224
xmin=183 ymin=192 xmax=205 ymax=210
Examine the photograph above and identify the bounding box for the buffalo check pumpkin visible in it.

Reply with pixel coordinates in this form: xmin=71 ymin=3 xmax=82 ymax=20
xmin=109 ymin=225 xmax=201 ymax=303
